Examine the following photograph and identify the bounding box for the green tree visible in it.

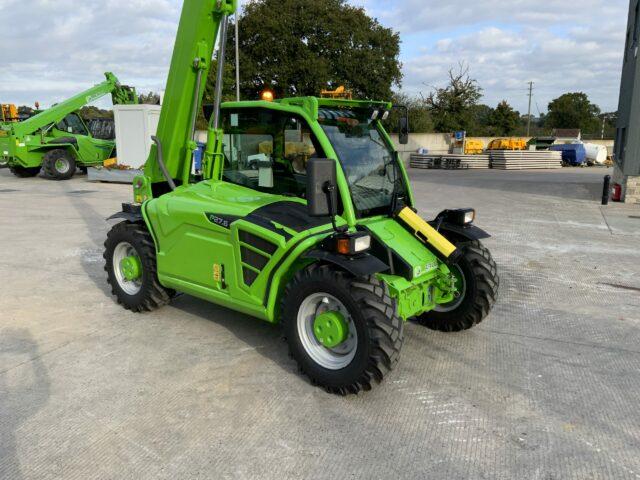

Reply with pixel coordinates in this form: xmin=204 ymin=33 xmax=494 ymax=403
xmin=546 ymin=92 xmax=601 ymax=133
xmin=426 ymin=64 xmax=482 ymax=133
xmin=488 ymin=100 xmax=520 ymax=136
xmin=469 ymin=104 xmax=494 ymax=136
xmin=138 ymin=91 xmax=161 ymax=105
xmin=383 ymin=93 xmax=433 ymax=134
xmin=78 ymin=105 xmax=113 ymax=120
xmin=224 ymin=0 xmax=402 ymax=100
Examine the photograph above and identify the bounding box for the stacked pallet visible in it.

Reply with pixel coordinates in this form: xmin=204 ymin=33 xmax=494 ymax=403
xmin=490 ymin=150 xmax=563 ymax=170
xmin=410 ymin=153 xmax=490 ymax=170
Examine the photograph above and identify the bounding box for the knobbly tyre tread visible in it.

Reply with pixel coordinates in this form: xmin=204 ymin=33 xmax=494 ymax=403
xmin=417 ymin=240 xmax=499 ymax=332
xmin=103 ymin=221 xmax=171 ymax=312
xmin=281 ymin=263 xmax=404 ymax=395
xmin=9 ymin=165 xmax=41 ymax=178
xmin=43 ymin=149 xmax=76 ymax=180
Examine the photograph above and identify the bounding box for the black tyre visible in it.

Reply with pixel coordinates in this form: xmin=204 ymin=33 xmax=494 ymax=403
xmin=103 ymin=221 xmax=171 ymax=312
xmin=281 ymin=264 xmax=404 ymax=395
xmin=416 ymin=240 xmax=498 ymax=332
xmin=43 ymin=149 xmax=76 ymax=180
xmin=9 ymin=165 xmax=41 ymax=178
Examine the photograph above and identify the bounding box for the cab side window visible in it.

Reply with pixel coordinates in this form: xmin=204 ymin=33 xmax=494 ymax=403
xmin=222 ymin=108 xmax=322 ymax=198
xmin=56 ymin=113 xmax=88 ymax=136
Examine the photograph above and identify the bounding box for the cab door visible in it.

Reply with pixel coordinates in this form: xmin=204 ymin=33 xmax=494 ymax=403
xmin=219 ymin=107 xmax=325 ymax=298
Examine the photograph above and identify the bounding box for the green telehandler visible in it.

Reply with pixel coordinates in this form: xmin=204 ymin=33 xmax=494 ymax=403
xmin=0 ymin=73 xmax=137 ymax=180
xmin=104 ymin=0 xmax=498 ymax=394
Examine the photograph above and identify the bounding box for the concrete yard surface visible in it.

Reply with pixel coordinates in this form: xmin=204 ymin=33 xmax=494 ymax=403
xmin=1 ymin=167 xmax=639 ymax=479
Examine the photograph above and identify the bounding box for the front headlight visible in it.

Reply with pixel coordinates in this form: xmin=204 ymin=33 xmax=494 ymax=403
xmin=463 ymin=209 xmax=476 ymax=224
xmin=437 ymin=208 xmax=476 ymax=226
xmin=353 ymin=234 xmax=371 ymax=252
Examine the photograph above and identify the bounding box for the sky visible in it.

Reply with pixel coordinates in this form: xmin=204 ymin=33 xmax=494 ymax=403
xmin=0 ymin=0 xmax=629 ymax=114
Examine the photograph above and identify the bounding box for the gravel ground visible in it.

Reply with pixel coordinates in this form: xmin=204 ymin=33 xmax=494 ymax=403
xmin=1 ymin=166 xmax=639 ymax=480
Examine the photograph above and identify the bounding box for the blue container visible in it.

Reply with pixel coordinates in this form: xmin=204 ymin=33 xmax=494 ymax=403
xmin=193 ymin=142 xmax=206 ymax=171
xmin=549 ymin=144 xmax=587 ymax=166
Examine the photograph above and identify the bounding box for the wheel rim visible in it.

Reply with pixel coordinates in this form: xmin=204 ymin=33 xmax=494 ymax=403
xmin=434 ymin=264 xmax=466 ymax=312
xmin=55 ymin=157 xmax=70 ymax=174
xmin=112 ymin=242 xmax=143 ymax=295
xmin=297 ymin=293 xmax=358 ymax=370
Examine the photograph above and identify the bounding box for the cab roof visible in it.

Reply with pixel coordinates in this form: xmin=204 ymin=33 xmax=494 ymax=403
xmin=220 ymin=96 xmax=392 ymax=121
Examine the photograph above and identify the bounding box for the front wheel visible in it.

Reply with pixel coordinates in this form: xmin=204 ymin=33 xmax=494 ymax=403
xmin=281 ymin=264 xmax=404 ymax=395
xmin=43 ymin=149 xmax=76 ymax=180
xmin=416 ymin=240 xmax=498 ymax=332
xmin=103 ymin=221 xmax=171 ymax=312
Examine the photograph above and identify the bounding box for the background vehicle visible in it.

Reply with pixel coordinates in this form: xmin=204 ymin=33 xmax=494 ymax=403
xmin=0 ymin=73 xmax=137 ymax=179
xmin=104 ymin=0 xmax=498 ymax=394
xmin=1 ymin=104 xmax=18 ymax=123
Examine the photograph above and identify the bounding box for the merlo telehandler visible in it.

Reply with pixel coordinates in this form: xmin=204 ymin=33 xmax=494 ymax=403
xmin=0 ymin=73 xmax=137 ymax=180
xmin=104 ymin=0 xmax=498 ymax=394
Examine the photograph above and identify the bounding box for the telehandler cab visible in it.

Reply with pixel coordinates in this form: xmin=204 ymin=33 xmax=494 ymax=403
xmin=104 ymin=0 xmax=498 ymax=394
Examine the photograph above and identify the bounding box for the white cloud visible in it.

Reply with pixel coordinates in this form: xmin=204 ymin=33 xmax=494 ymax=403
xmin=366 ymin=0 xmax=628 ymax=112
xmin=402 ymin=21 xmax=625 ymax=113
xmin=371 ymin=0 xmax=625 ymax=33
xmin=0 ymin=0 xmax=629 ymax=113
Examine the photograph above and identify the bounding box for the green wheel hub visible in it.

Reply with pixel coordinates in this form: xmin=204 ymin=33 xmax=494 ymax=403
xmin=55 ymin=158 xmax=69 ymax=172
xmin=313 ymin=311 xmax=349 ymax=348
xmin=451 ymin=266 xmax=464 ymax=293
xmin=435 ymin=264 xmax=467 ymax=312
xmin=120 ymin=255 xmax=142 ymax=282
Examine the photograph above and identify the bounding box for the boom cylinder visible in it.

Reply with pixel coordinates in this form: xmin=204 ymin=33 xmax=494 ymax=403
xmin=211 ymin=14 xmax=229 ymax=131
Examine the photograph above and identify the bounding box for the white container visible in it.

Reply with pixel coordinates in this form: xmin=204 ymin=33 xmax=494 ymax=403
xmin=582 ymin=143 xmax=608 ymax=165
xmin=113 ymin=104 xmax=162 ymax=169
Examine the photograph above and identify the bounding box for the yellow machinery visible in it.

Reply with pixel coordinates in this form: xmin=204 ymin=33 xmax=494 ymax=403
xmin=464 ymin=139 xmax=485 ymax=154
xmin=488 ymin=138 xmax=527 ymax=151
xmin=320 ymin=86 xmax=353 ymax=100
xmin=1 ymin=104 xmax=18 ymax=122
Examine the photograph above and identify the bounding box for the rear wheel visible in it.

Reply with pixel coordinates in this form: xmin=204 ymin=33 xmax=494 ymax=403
xmin=104 ymin=221 xmax=171 ymax=312
xmin=43 ymin=149 xmax=76 ymax=180
xmin=282 ymin=264 xmax=403 ymax=395
xmin=9 ymin=165 xmax=41 ymax=178
xmin=416 ymin=240 xmax=498 ymax=332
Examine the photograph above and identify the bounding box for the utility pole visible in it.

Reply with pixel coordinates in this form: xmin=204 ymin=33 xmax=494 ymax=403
xmin=526 ymin=81 xmax=533 ymax=137
xmin=235 ymin=11 xmax=240 ymax=101
xmin=601 ymin=114 xmax=608 ymax=140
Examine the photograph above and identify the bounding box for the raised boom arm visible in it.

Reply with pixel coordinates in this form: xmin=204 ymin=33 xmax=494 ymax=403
xmin=10 ymin=72 xmax=137 ymax=138
xmin=142 ymin=0 xmax=236 ymax=193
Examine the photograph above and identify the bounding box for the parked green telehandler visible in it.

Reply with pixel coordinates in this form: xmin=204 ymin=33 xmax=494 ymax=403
xmin=104 ymin=0 xmax=498 ymax=394
xmin=0 ymin=73 xmax=137 ymax=180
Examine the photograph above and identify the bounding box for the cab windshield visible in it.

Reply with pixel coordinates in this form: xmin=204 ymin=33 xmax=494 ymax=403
xmin=318 ymin=108 xmax=406 ymax=217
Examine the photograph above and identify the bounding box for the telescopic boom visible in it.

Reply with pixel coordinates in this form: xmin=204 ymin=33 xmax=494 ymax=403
xmin=143 ymin=0 xmax=237 ymax=192
xmin=8 ymin=72 xmax=136 ymax=138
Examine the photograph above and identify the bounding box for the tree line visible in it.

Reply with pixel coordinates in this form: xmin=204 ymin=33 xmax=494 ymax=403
xmin=385 ymin=65 xmax=616 ymax=137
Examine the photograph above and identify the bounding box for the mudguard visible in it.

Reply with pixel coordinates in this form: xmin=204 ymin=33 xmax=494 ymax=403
xmin=304 ymin=249 xmax=389 ymax=278
xmin=434 ymin=221 xmax=491 ymax=243
xmin=107 ymin=203 xmax=143 ymax=223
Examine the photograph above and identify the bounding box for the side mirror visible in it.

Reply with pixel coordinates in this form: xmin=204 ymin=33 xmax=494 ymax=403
xmin=399 ymin=115 xmax=409 ymax=145
xmin=307 ymin=158 xmax=337 ymax=217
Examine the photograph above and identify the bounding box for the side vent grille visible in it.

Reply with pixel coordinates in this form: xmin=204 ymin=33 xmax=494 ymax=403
xmin=238 ymin=230 xmax=278 ymax=286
